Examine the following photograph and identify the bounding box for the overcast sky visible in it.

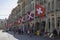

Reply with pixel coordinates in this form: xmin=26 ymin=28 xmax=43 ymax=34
xmin=0 ymin=0 xmax=18 ymax=19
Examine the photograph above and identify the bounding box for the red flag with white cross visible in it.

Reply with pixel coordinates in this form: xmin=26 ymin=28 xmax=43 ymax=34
xmin=36 ymin=4 xmax=45 ymax=17
xmin=27 ymin=11 xmax=34 ymax=21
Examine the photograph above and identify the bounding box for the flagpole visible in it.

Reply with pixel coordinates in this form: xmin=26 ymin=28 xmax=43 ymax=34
xmin=45 ymin=1 xmax=48 ymax=32
xmin=34 ymin=0 xmax=36 ymax=29
xmin=54 ymin=0 xmax=56 ymax=29
xmin=41 ymin=0 xmax=48 ymax=33
xmin=34 ymin=0 xmax=36 ymax=30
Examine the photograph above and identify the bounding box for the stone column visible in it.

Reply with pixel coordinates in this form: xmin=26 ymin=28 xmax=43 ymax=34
xmin=45 ymin=2 xmax=49 ymax=32
xmin=54 ymin=0 xmax=57 ymax=29
xmin=50 ymin=16 xmax=53 ymax=33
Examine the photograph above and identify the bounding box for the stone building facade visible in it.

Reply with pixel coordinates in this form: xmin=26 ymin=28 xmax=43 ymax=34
xmin=8 ymin=0 xmax=60 ymax=34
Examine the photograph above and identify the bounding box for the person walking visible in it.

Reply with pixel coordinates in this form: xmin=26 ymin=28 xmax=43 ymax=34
xmin=20 ymin=24 xmax=25 ymax=34
xmin=52 ymin=29 xmax=58 ymax=37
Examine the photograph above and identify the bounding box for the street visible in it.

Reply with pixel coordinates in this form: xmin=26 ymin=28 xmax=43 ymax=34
xmin=8 ymin=31 xmax=60 ymax=40
xmin=0 ymin=30 xmax=60 ymax=40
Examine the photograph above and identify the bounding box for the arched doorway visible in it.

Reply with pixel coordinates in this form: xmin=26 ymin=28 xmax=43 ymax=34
xmin=41 ymin=21 xmax=45 ymax=33
xmin=35 ymin=22 xmax=40 ymax=31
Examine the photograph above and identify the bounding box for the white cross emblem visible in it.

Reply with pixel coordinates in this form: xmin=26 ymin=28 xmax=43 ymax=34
xmin=28 ymin=12 xmax=33 ymax=20
xmin=37 ymin=8 xmax=43 ymax=14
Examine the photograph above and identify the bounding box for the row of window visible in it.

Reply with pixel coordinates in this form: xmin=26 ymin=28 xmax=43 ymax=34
xmin=50 ymin=17 xmax=60 ymax=28
xmin=47 ymin=0 xmax=60 ymax=13
xmin=22 ymin=0 xmax=33 ymax=6
xmin=18 ymin=0 xmax=60 ymax=13
xmin=21 ymin=0 xmax=46 ymax=14
xmin=18 ymin=0 xmax=60 ymax=17
xmin=23 ymin=3 xmax=34 ymax=14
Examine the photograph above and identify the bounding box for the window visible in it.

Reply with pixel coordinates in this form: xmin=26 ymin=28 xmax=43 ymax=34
xmin=25 ymin=0 xmax=27 ymax=5
xmin=58 ymin=17 xmax=60 ymax=19
xmin=56 ymin=0 xmax=60 ymax=11
xmin=51 ymin=14 xmax=54 ymax=16
xmin=58 ymin=0 xmax=60 ymax=11
xmin=52 ymin=0 xmax=54 ymax=10
xmin=48 ymin=2 xmax=50 ymax=13
xmin=28 ymin=5 xmax=31 ymax=11
xmin=25 ymin=0 xmax=31 ymax=6
xmin=25 ymin=6 xmax=28 ymax=12
xmin=22 ymin=2 xmax=25 ymax=8
xmin=30 ymin=3 xmax=34 ymax=11
xmin=57 ymin=21 xmax=59 ymax=27
xmin=39 ymin=0 xmax=43 ymax=5
xmin=52 ymin=18 xmax=55 ymax=28
xmin=57 ymin=17 xmax=60 ymax=27
xmin=22 ymin=8 xmax=25 ymax=16
xmin=51 ymin=0 xmax=54 ymax=12
xmin=48 ymin=19 xmax=50 ymax=29
xmin=39 ymin=0 xmax=46 ymax=5
xmin=27 ymin=0 xmax=31 ymax=5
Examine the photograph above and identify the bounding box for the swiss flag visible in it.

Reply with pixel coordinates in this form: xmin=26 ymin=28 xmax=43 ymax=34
xmin=27 ymin=11 xmax=34 ymax=21
xmin=36 ymin=4 xmax=45 ymax=17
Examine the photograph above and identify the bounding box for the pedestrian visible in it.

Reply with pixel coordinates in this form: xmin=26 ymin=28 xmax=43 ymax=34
xmin=52 ymin=29 xmax=58 ymax=37
xmin=20 ymin=24 xmax=25 ymax=34
xmin=18 ymin=29 xmax=21 ymax=34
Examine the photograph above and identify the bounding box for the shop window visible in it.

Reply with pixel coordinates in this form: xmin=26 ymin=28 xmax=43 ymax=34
xmin=57 ymin=17 xmax=60 ymax=27
xmin=42 ymin=21 xmax=45 ymax=27
xmin=52 ymin=18 xmax=55 ymax=28
xmin=57 ymin=20 xmax=60 ymax=27
xmin=57 ymin=22 xmax=59 ymax=27
xmin=48 ymin=19 xmax=50 ymax=29
xmin=35 ymin=22 xmax=40 ymax=30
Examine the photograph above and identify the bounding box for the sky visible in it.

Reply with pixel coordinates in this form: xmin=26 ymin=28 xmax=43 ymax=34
xmin=0 ymin=0 xmax=18 ymax=19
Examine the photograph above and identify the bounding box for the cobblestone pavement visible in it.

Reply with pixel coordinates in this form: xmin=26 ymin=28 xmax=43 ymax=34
xmin=8 ymin=31 xmax=60 ymax=40
xmin=0 ymin=30 xmax=60 ymax=40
